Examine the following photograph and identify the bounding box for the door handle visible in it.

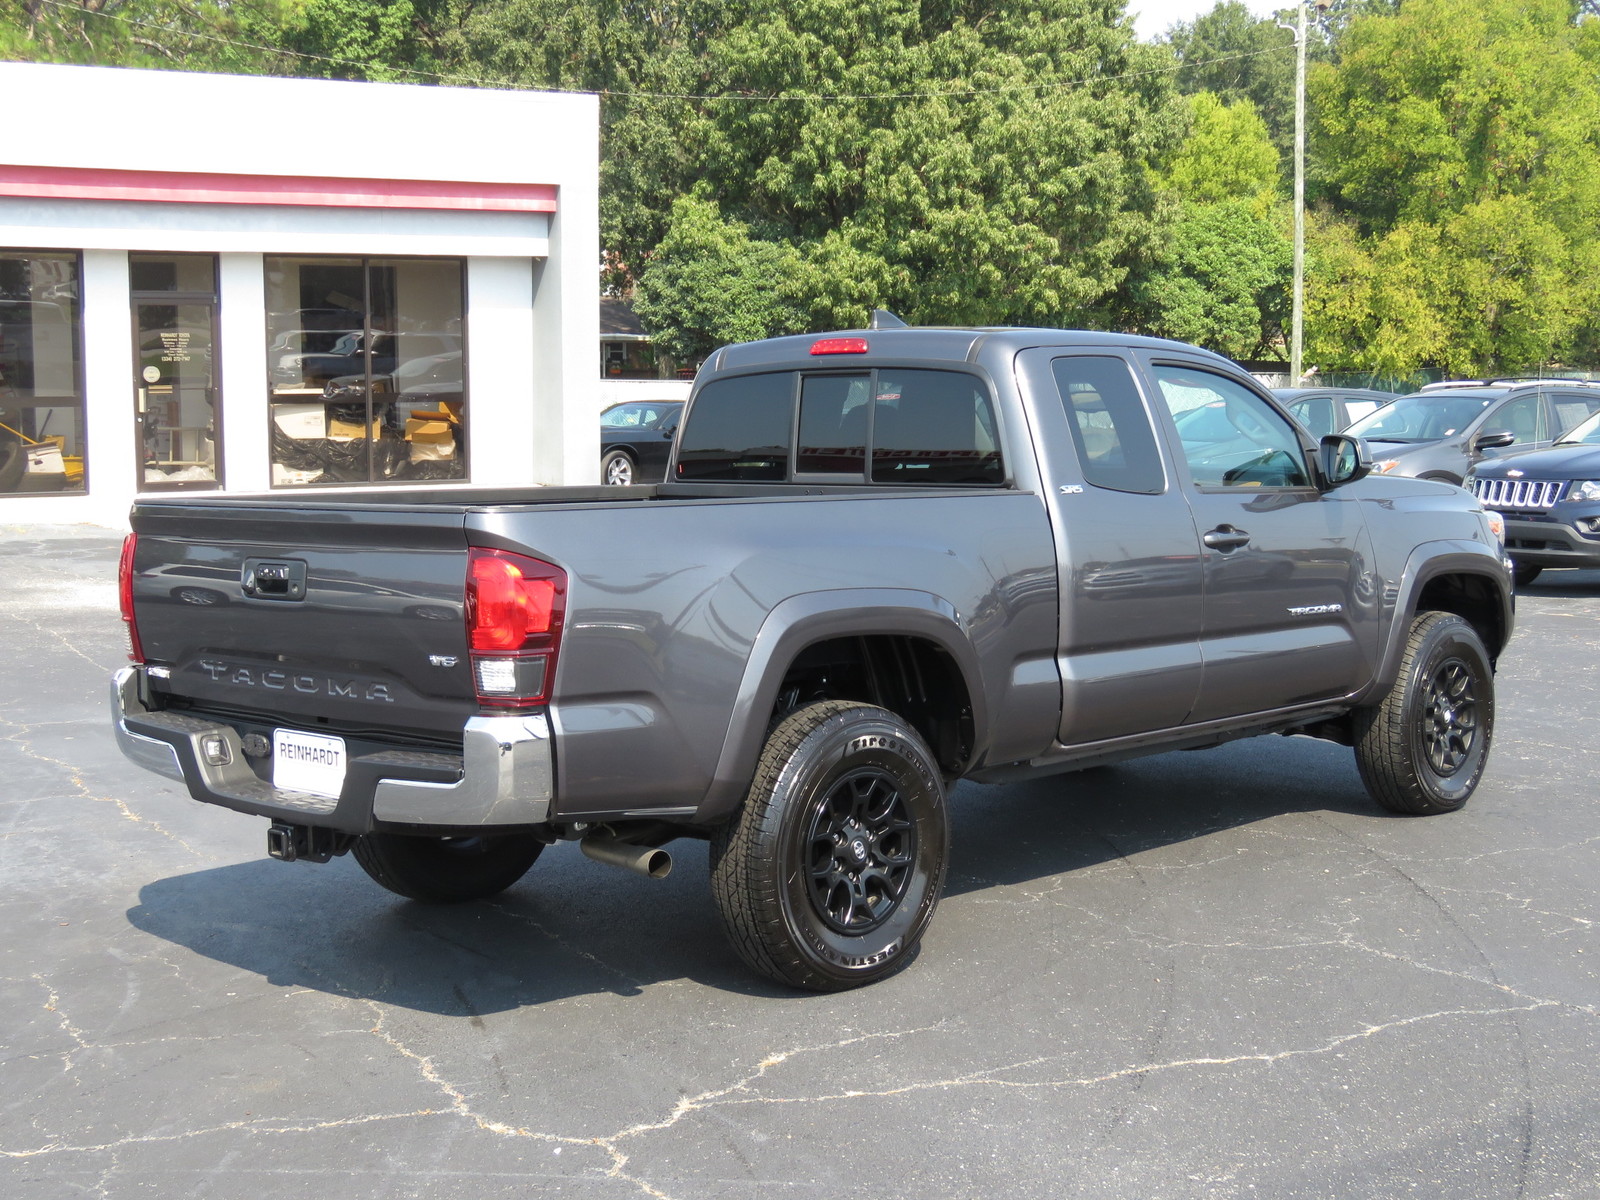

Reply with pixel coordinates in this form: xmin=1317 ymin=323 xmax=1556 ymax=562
xmin=1203 ymin=525 xmax=1251 ymax=551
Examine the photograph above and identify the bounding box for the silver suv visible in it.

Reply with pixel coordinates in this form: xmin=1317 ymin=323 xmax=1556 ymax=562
xmin=1345 ymin=379 xmax=1600 ymax=485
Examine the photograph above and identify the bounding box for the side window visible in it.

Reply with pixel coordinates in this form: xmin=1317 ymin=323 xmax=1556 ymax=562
xmin=1289 ymin=396 xmax=1335 ymax=438
xmin=1493 ymin=394 xmax=1542 ymax=444
xmin=1156 ymin=365 xmax=1310 ymax=488
xmin=1048 ymin=355 xmax=1164 ymax=494
xmin=797 ymin=374 xmax=869 ymax=475
xmin=674 ymin=372 xmax=793 ymax=480
xmin=1549 ymin=392 xmax=1600 ymax=437
xmin=871 ymin=369 xmax=1004 ymax=485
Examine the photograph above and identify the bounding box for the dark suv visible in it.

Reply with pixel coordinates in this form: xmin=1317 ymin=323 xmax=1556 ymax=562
xmin=1345 ymin=379 xmax=1600 ymax=485
xmin=1467 ymin=405 xmax=1600 ymax=585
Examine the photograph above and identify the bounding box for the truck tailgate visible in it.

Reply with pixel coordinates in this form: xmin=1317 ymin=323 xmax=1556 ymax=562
xmin=130 ymin=502 xmax=475 ymax=743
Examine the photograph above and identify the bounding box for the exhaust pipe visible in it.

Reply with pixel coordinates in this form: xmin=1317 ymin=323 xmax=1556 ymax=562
xmin=580 ymin=834 xmax=672 ymax=879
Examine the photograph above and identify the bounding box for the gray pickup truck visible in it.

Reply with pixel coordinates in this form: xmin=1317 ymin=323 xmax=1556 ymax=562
xmin=112 ymin=324 xmax=1514 ymax=991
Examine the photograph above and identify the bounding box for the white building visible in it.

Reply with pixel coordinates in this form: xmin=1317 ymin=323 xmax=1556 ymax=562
xmin=0 ymin=61 xmax=599 ymax=527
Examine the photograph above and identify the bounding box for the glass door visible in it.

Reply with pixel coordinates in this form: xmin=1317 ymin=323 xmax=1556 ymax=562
xmin=131 ymin=254 xmax=221 ymax=491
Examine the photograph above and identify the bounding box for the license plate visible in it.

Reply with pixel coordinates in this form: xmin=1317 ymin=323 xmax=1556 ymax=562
xmin=273 ymin=729 xmax=347 ymax=799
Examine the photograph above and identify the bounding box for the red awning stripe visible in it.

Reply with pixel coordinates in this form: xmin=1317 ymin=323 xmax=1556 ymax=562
xmin=0 ymin=165 xmax=558 ymax=213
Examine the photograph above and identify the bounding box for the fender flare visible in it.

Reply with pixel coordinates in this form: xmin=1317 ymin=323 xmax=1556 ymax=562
xmin=694 ymin=588 xmax=986 ymax=823
xmin=1362 ymin=539 xmax=1512 ymax=706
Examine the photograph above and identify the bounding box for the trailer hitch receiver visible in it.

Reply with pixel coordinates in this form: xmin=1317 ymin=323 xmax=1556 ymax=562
xmin=267 ymin=822 xmax=353 ymax=864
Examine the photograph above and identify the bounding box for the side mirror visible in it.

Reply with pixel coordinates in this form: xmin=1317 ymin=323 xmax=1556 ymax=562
xmin=1319 ymin=433 xmax=1372 ymax=489
xmin=1475 ymin=429 xmax=1516 ymax=451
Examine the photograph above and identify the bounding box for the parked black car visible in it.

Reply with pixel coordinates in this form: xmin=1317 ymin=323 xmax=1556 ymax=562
xmin=322 ymin=351 xmax=464 ymax=426
xmin=1467 ymin=405 xmax=1600 ymax=585
xmin=1344 ymin=379 xmax=1600 ymax=485
xmin=1272 ymin=387 xmax=1397 ymax=437
xmin=272 ymin=331 xmax=460 ymax=389
xmin=600 ymin=399 xmax=683 ymax=485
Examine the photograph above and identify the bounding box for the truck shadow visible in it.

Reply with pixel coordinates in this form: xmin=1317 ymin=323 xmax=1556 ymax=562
xmin=126 ymin=736 xmax=1383 ymax=1011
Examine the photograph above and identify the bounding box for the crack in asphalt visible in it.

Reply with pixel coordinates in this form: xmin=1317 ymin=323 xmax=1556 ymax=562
xmin=4 ymin=969 xmax=1583 ymax=1200
xmin=0 ymin=723 xmax=210 ymax=860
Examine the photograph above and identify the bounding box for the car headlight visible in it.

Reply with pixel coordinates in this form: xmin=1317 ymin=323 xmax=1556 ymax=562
xmin=1483 ymin=509 xmax=1505 ymax=545
xmin=1568 ymin=480 xmax=1600 ymax=502
xmin=1374 ymin=460 xmax=1401 ymax=474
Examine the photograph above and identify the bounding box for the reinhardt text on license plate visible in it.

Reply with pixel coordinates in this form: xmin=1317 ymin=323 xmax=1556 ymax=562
xmin=273 ymin=729 xmax=347 ymax=799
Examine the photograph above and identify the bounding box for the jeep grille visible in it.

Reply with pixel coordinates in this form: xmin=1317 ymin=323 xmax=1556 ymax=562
xmin=1471 ymin=477 xmax=1565 ymax=511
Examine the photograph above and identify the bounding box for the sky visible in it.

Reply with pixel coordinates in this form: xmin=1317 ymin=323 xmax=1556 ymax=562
xmin=1127 ymin=0 xmax=1283 ymax=41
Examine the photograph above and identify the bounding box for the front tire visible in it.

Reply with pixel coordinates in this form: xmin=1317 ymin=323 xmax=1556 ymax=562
xmin=1354 ymin=612 xmax=1494 ymax=815
xmin=601 ymin=449 xmax=635 ymax=486
xmin=1512 ymin=562 xmax=1542 ymax=587
xmin=710 ymin=701 xmax=949 ymax=991
xmin=353 ymin=833 xmax=544 ymax=902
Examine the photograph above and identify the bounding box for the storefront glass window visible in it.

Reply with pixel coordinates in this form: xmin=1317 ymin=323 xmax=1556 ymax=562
xmin=265 ymin=256 xmax=465 ymax=486
xmin=132 ymin=253 xmax=221 ymax=491
xmin=0 ymin=250 xmax=84 ymax=495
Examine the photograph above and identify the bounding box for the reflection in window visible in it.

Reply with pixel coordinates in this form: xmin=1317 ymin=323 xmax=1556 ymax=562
xmin=870 ymin=369 xmax=1003 ymax=485
xmin=1050 ymin=356 xmax=1164 ymax=494
xmin=674 ymin=372 xmax=793 ymax=480
xmin=0 ymin=250 xmax=83 ymax=495
xmin=1157 ymin=366 xmax=1310 ymax=488
xmin=133 ymin=253 xmax=221 ymax=492
xmin=264 ymin=257 xmax=465 ymax=486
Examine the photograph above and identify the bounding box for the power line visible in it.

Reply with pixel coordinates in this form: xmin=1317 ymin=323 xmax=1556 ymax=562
xmin=32 ymin=0 xmax=1293 ymax=104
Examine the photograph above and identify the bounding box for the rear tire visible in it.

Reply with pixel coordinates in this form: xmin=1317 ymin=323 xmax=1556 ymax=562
xmin=353 ymin=833 xmax=544 ymax=902
xmin=601 ymin=449 xmax=635 ymax=486
xmin=710 ymin=701 xmax=949 ymax=991
xmin=1354 ymin=612 xmax=1494 ymax=815
xmin=1512 ymin=562 xmax=1542 ymax=586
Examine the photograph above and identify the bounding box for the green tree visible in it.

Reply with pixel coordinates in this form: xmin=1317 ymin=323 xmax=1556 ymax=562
xmin=1305 ymin=0 xmax=1600 ymax=373
xmin=674 ymin=0 xmax=1182 ymax=333
xmin=1160 ymin=90 xmax=1278 ymax=207
xmin=1164 ymin=1 xmax=1297 ymax=167
xmin=440 ymin=1 xmax=720 ymax=292
xmin=631 ymin=197 xmax=810 ymax=364
xmin=0 ymin=1 xmax=280 ymax=70
xmin=1129 ymin=92 xmax=1289 ymax=358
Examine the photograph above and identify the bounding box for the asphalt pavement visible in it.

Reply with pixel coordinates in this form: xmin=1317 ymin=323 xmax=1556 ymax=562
xmin=3 ymin=525 xmax=1598 ymax=1200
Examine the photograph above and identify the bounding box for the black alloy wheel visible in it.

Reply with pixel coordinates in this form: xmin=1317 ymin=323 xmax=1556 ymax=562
xmin=711 ymin=701 xmax=949 ymax=991
xmin=804 ymin=768 xmax=917 ymax=936
xmin=1355 ymin=611 xmax=1494 ymax=815
xmin=1418 ymin=656 xmax=1481 ymax=778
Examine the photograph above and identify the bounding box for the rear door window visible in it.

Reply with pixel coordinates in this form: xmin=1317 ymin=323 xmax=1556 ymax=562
xmin=1287 ymin=395 xmax=1335 ymax=438
xmin=1049 ymin=355 xmax=1164 ymax=494
xmin=1549 ymin=390 xmax=1600 ymax=436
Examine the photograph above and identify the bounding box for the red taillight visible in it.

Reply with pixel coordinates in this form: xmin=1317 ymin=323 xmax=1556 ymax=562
xmin=118 ymin=533 xmax=144 ymax=663
xmin=810 ymin=337 xmax=869 ymax=356
xmin=466 ymin=548 xmax=566 ymax=707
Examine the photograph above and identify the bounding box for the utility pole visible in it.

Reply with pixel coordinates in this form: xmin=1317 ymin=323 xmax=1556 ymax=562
xmin=1290 ymin=0 xmax=1307 ymax=385
xmin=1284 ymin=0 xmax=1331 ymax=386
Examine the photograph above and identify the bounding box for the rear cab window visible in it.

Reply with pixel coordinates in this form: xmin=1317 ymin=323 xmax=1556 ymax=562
xmin=676 ymin=367 xmax=1005 ymax=486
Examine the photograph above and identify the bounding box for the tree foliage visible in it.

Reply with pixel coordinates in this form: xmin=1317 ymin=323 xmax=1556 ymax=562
xmin=1130 ymin=92 xmax=1289 ymax=358
xmin=1164 ymin=1 xmax=1297 ymax=167
xmin=631 ymin=197 xmax=810 ymax=363
xmin=657 ymin=0 xmax=1182 ymax=335
xmin=1306 ymin=0 xmax=1600 ymax=373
